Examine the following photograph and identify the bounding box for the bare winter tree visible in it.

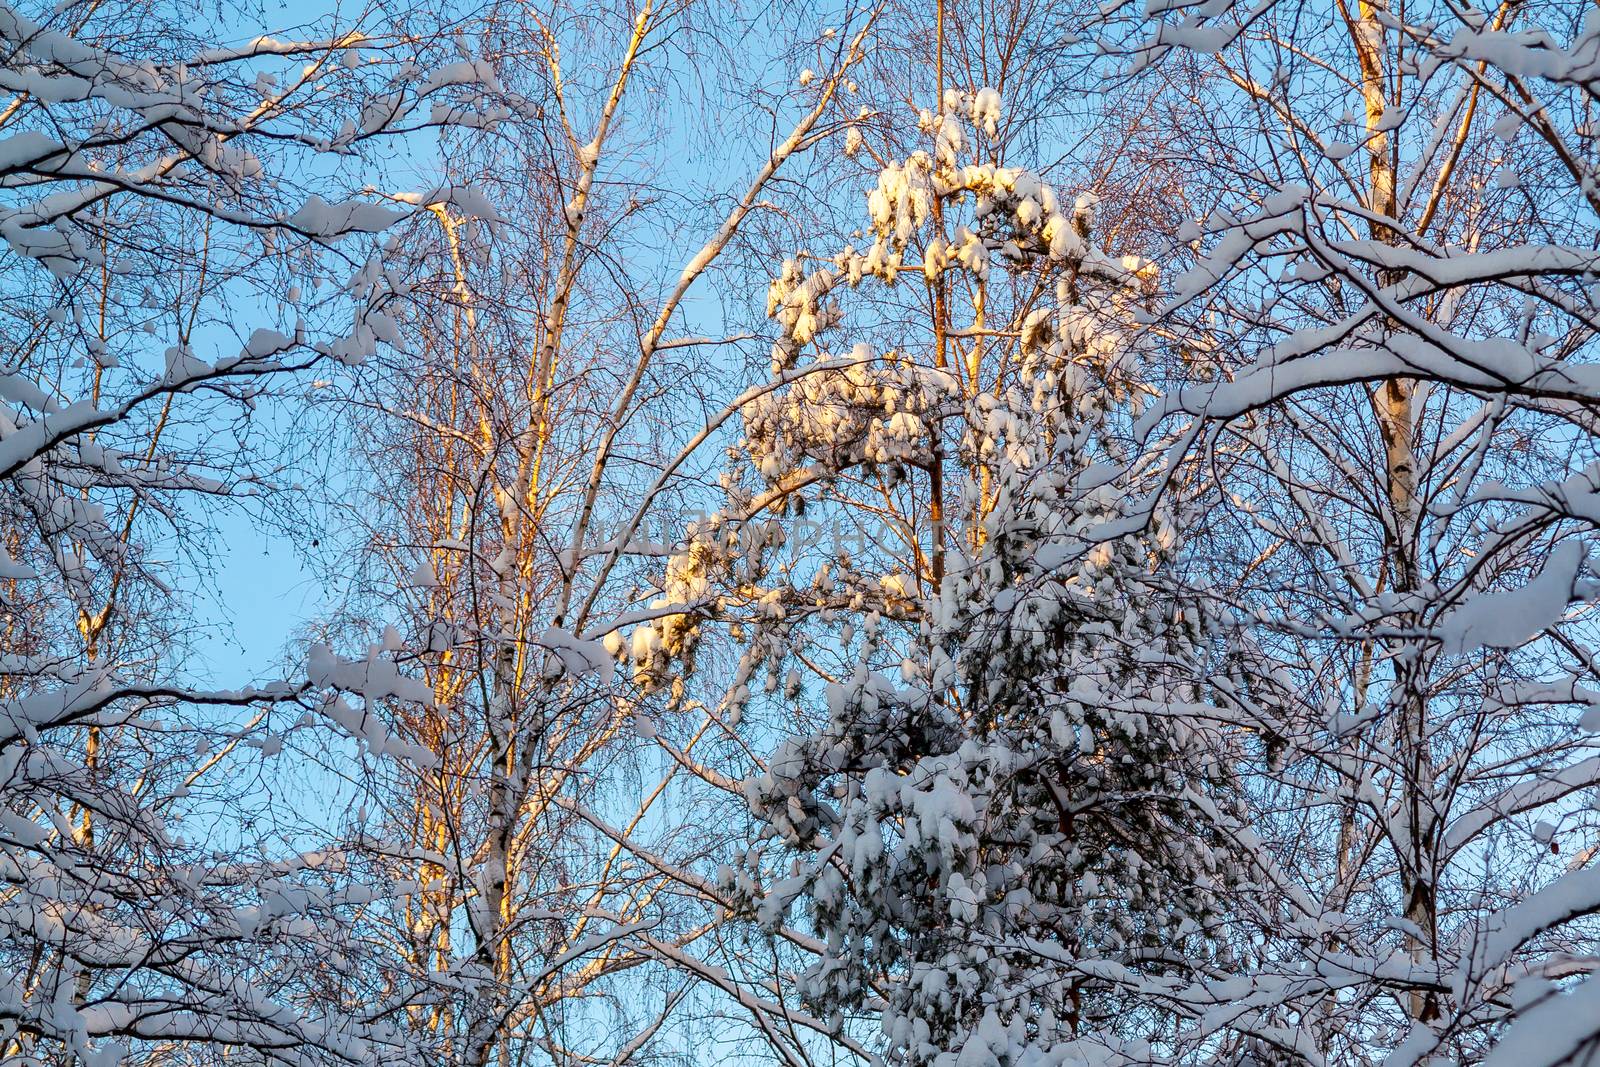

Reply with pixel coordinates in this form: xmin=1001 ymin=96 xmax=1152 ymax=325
xmin=310 ymin=3 xmax=891 ymax=1064
xmin=1094 ymin=0 xmax=1600 ymax=1060
xmin=0 ymin=1 xmax=502 ymax=1061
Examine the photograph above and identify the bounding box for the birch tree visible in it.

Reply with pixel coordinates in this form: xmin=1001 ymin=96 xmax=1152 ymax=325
xmin=1100 ymin=0 xmax=1600 ymax=1059
xmin=315 ymin=3 xmax=888 ymax=1063
xmin=0 ymin=1 xmax=495 ymax=1060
